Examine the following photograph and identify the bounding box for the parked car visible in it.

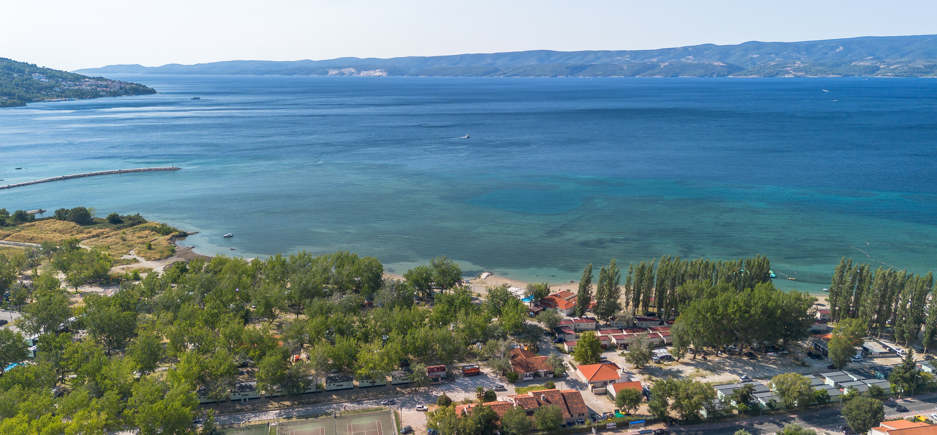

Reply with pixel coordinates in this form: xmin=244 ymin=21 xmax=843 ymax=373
xmin=0 ymin=319 xmax=7 ymax=326
xmin=827 ymin=364 xmax=837 ymax=369
xmin=494 ymin=385 xmax=507 ymax=391
xmin=925 ymin=354 xmax=935 ymax=361
xmin=896 ymin=405 xmax=909 ymax=412
xmin=739 ymin=375 xmax=750 ymax=381
xmin=416 ymin=405 xmax=427 ymax=411
xmin=553 ymin=337 xmax=565 ymax=343
xmin=654 ymin=430 xmax=671 ymax=435
xmin=930 ymin=413 xmax=937 ymax=421
xmin=381 ymin=399 xmax=395 ymax=405
xmin=851 ymin=355 xmax=863 ymax=362
xmin=401 ymin=426 xmax=413 ymax=434
xmin=576 ymin=419 xmax=585 ymax=425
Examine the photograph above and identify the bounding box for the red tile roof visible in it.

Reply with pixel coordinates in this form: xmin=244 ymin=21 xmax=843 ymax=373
xmin=510 ymin=348 xmax=537 ymax=360
xmin=427 ymin=365 xmax=447 ymax=374
xmin=507 ymin=389 xmax=588 ymax=420
xmin=610 ymin=381 xmax=643 ymax=394
xmin=511 ymin=355 xmax=554 ymax=375
xmin=578 ymin=363 xmax=622 ymax=383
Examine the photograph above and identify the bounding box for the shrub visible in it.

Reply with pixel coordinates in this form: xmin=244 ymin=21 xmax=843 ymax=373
xmin=437 ymin=394 xmax=452 ymax=407
xmin=506 ymin=372 xmax=519 ymax=383
xmin=107 ymin=213 xmax=123 ymax=224
xmin=545 ymin=381 xmax=555 ymax=389
xmin=483 ymin=390 xmax=496 ymax=402
xmin=145 ymin=242 xmax=152 ymax=250
xmin=66 ymin=207 xmax=93 ymax=225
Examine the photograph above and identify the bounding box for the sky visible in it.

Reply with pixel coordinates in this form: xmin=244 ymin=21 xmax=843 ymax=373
xmin=3 ymin=0 xmax=937 ymax=72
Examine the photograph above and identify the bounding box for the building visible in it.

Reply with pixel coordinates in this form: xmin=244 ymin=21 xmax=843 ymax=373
xmin=869 ymin=420 xmax=937 ymax=435
xmin=504 ymin=389 xmax=589 ymax=425
xmin=357 ymin=376 xmax=387 ymax=388
xmin=390 ymin=370 xmax=411 ymax=385
xmin=541 ymin=294 xmax=576 ymax=316
xmin=607 ymin=381 xmax=643 ymax=399
xmin=558 ymin=318 xmax=598 ymax=332
xmin=576 ymin=362 xmax=629 ymax=389
xmin=564 ymin=341 xmax=577 ymax=353
xmin=455 ymin=402 xmax=515 ymax=420
xmin=919 ymin=363 xmax=937 ymax=374
xmin=427 ymin=365 xmax=447 ymax=383
xmin=813 ymin=384 xmax=842 ymax=401
xmin=755 ymin=392 xmax=783 ymax=410
xmin=230 ymin=382 xmax=262 ymax=402
xmin=634 ymin=316 xmax=664 ymax=328
xmin=325 ymin=374 xmax=355 ymax=391
xmin=816 ymin=309 xmax=832 ymax=322
xmin=557 ymin=326 xmax=577 ymax=341
xmin=810 ymin=321 xmax=830 ymax=333
xmin=510 ymin=348 xmax=554 ymax=381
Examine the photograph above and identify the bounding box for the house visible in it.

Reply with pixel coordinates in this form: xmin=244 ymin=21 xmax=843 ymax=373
xmin=455 ymin=402 xmax=515 ymax=420
xmin=510 ymin=348 xmax=554 ymax=381
xmin=461 ymin=365 xmax=481 ymax=377
xmin=557 ymin=326 xmax=577 ymax=341
xmin=564 ymin=341 xmax=577 ymax=353
xmin=918 ymin=362 xmax=937 ymax=374
xmin=558 ymin=318 xmax=598 ymax=332
xmin=864 ymin=379 xmax=891 ymax=392
xmin=528 ymin=305 xmax=544 ymax=316
xmin=825 ymin=374 xmax=856 ymax=388
xmin=607 ymin=381 xmax=642 ymax=399
xmin=553 ymin=291 xmax=577 ymax=301
xmin=813 ymin=384 xmax=842 ymax=401
xmin=803 ymin=375 xmax=824 ymax=387
xmin=864 ymin=340 xmax=891 ymax=356
xmin=597 ymin=335 xmax=612 ymax=349
xmin=427 ymin=365 xmax=447 ymax=383
xmin=634 ymin=316 xmax=664 ymax=328
xmin=504 ymin=389 xmax=589 ymax=425
xmin=390 ymin=370 xmax=411 ymax=385
xmin=816 ymin=309 xmax=832 ymax=322
xmin=325 ymin=374 xmax=355 ymax=391
xmin=839 ymin=381 xmax=869 ymax=394
xmin=576 ymin=363 xmax=629 ymax=389
xmin=869 ymin=420 xmax=936 ymax=435
xmin=197 ymin=385 xmax=223 ymax=404
xmin=609 ymin=334 xmax=630 ymax=349
xmin=656 ymin=331 xmax=672 ymax=345
xmin=230 ymin=382 xmax=262 ymax=402
xmin=699 ymin=398 xmax=728 ymax=419
xmin=541 ymin=294 xmax=577 ymax=316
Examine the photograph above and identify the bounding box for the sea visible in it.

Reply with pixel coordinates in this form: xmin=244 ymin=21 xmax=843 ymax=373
xmin=2 ymin=75 xmax=936 ymax=293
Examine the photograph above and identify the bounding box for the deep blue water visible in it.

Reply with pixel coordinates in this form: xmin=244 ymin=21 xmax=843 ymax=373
xmin=2 ymin=76 xmax=936 ymax=291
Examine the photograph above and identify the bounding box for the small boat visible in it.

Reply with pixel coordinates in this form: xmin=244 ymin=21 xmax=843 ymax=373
xmin=15 ymin=168 xmax=22 ymax=170
xmin=823 ymin=288 xmax=829 ymax=292
xmin=769 ymin=270 xmax=777 ymax=279
xmin=460 ymin=135 xmax=470 ymax=139
xmin=223 ymin=233 xmax=233 ymax=238
xmin=191 ymin=97 xmax=201 ymax=100
xmin=230 ymin=248 xmax=236 ymax=250
xmin=788 ymin=277 xmax=796 ymax=280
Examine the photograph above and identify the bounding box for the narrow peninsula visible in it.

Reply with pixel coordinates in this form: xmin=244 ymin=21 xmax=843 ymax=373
xmin=0 ymin=57 xmax=156 ymax=108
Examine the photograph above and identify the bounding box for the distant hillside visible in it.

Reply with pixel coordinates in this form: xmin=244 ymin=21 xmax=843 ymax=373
xmin=77 ymin=35 xmax=937 ymax=78
xmin=1 ymin=58 xmax=156 ymax=107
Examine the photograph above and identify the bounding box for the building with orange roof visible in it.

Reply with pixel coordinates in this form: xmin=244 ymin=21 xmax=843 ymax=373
xmin=510 ymin=348 xmax=555 ymax=381
xmin=541 ymin=295 xmax=576 ymax=316
xmin=870 ymin=420 xmax=937 ymax=435
xmin=607 ymin=381 xmax=643 ymax=399
xmin=576 ymin=362 xmax=630 ymax=389
xmin=455 ymin=401 xmax=515 ymax=420
xmin=505 ymin=389 xmax=589 ymax=425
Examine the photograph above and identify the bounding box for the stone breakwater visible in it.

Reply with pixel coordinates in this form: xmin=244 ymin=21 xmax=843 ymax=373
xmin=0 ymin=167 xmax=181 ymax=190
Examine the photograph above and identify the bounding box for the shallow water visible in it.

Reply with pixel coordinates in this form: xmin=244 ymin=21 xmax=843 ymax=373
xmin=2 ymin=76 xmax=936 ymax=293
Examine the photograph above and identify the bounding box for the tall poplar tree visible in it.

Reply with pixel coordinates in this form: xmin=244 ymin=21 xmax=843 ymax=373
xmin=594 ymin=259 xmax=622 ymax=322
xmin=574 ymin=264 xmax=593 ymax=318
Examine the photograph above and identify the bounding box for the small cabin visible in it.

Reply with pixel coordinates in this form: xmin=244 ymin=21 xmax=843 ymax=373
xmin=230 ymin=382 xmax=262 ymax=402
xmin=391 ymin=370 xmax=411 ymax=385
xmin=325 ymin=374 xmax=355 ymax=391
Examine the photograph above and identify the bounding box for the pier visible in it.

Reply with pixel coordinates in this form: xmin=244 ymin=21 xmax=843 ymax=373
xmin=0 ymin=167 xmax=181 ymax=190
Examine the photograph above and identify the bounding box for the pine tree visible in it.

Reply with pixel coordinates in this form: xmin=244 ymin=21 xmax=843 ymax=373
xmin=574 ymin=264 xmax=593 ymax=318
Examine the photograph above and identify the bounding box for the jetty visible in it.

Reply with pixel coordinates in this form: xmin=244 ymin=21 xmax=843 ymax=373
xmin=0 ymin=167 xmax=181 ymax=190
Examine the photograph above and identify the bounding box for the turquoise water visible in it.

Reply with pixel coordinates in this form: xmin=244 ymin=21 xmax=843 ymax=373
xmin=1 ymin=76 xmax=936 ymax=292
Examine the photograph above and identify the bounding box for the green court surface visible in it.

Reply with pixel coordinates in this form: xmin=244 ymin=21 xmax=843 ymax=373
xmin=279 ymin=410 xmax=393 ymax=435
xmin=224 ymin=424 xmax=270 ymax=435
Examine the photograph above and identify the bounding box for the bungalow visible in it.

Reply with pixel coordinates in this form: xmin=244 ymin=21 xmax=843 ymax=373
xmin=564 ymin=341 xmax=577 ymax=353
xmin=656 ymin=331 xmax=672 ymax=345
xmin=196 ymin=385 xmax=223 ymax=404
xmin=504 ymin=389 xmax=589 ymax=425
xmin=558 ymin=318 xmax=598 ymax=332
xmin=863 ymin=379 xmax=891 ymax=392
xmin=597 ymin=335 xmax=612 ymax=349
xmin=577 ymin=362 xmax=629 ymax=389
xmin=634 ymin=316 xmax=664 ymax=328
xmin=511 ymin=355 xmax=554 ymax=381
xmin=825 ymin=374 xmax=857 ymax=388
xmin=325 ymin=374 xmax=355 ymax=391
xmin=390 ymin=370 xmax=411 ymax=385
xmin=596 ymin=326 xmax=621 ymax=335
xmin=607 ymin=381 xmax=643 ymax=399
xmin=803 ymin=375 xmax=824 ymax=387
xmin=541 ymin=296 xmax=576 ymax=316
xmin=755 ymin=392 xmax=783 ymax=410
xmin=553 ymin=291 xmax=577 ymax=301
xmin=700 ymin=398 xmax=728 ymax=419
xmin=557 ymin=326 xmax=577 ymax=341
xmin=814 ymin=384 xmax=842 ymax=401
xmin=455 ymin=402 xmax=515 ymax=420
xmin=809 ymin=321 xmax=830 ymax=333
xmin=427 ymin=365 xmax=447 ymax=383
xmin=303 ymin=377 xmax=320 ymax=394
xmin=839 ymin=381 xmax=869 ymax=394
xmin=918 ymin=362 xmax=937 ymax=374
xmin=230 ymin=382 xmax=262 ymax=402
xmin=610 ymin=334 xmax=629 ymax=349
xmin=357 ymin=375 xmax=387 ymax=388
xmin=816 ymin=309 xmax=832 ymax=322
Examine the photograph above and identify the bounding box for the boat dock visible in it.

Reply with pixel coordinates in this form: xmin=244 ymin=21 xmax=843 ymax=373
xmin=0 ymin=167 xmax=181 ymax=190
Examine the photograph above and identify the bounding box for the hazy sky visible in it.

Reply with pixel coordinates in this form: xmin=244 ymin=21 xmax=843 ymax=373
xmin=4 ymin=0 xmax=937 ymax=71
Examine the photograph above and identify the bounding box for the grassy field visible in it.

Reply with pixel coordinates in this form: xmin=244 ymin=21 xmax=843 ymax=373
xmin=0 ymin=218 xmax=178 ymax=260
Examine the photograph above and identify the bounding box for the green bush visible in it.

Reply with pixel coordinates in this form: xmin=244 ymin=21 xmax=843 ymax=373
xmin=545 ymin=381 xmax=555 ymax=389
xmin=437 ymin=394 xmax=452 ymax=407
xmin=107 ymin=213 xmax=123 ymax=224
xmin=506 ymin=372 xmax=519 ymax=383
xmin=483 ymin=390 xmax=496 ymax=402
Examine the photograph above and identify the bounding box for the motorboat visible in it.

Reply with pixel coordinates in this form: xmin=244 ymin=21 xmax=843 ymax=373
xmin=223 ymin=233 xmax=233 ymax=238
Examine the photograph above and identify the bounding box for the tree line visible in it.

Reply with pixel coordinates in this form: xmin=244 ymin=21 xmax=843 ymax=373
xmin=827 ymin=257 xmax=935 ymax=349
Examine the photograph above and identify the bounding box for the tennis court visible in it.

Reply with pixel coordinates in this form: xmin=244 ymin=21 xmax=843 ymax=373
xmin=278 ymin=410 xmax=393 ymax=435
xmin=225 ymin=424 xmax=269 ymax=435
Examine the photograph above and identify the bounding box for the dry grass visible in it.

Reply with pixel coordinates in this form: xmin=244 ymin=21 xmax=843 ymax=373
xmin=0 ymin=219 xmax=177 ymax=260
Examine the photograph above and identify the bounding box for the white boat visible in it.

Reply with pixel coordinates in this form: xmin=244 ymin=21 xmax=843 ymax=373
xmin=461 ymin=135 xmax=470 ymax=139
xmin=823 ymin=288 xmax=829 ymax=292
xmin=223 ymin=233 xmax=233 ymax=238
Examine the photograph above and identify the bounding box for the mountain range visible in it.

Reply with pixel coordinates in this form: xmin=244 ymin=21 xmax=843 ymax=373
xmin=76 ymin=35 xmax=937 ymax=78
